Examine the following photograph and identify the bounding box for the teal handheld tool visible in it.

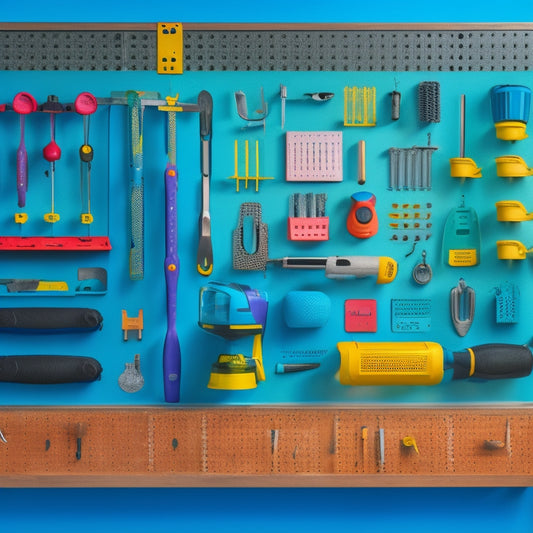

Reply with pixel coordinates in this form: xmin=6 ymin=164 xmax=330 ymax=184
xmin=442 ymin=196 xmax=481 ymax=267
xmin=199 ymin=282 xmax=268 ymax=390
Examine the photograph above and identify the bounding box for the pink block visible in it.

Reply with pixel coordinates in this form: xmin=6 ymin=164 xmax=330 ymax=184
xmin=286 ymin=131 xmax=343 ymax=182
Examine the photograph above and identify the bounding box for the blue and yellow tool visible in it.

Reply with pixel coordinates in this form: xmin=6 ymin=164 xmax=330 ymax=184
xmin=199 ymin=282 xmax=268 ymax=390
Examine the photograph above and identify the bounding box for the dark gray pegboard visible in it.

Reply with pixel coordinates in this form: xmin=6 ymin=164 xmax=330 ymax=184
xmin=0 ymin=29 xmax=531 ymax=71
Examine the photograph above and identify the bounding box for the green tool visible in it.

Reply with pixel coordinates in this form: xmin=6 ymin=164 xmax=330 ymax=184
xmin=442 ymin=196 xmax=481 ymax=267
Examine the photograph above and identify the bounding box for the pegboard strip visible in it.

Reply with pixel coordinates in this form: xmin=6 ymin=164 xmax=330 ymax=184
xmin=0 ymin=24 xmax=532 ymax=71
xmin=0 ymin=406 xmax=531 ymax=487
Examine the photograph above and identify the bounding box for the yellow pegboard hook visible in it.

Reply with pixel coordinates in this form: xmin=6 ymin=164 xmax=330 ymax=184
xmin=496 ymin=240 xmax=533 ymax=260
xmin=495 ymin=200 xmax=533 ymax=222
xmin=496 ymin=155 xmax=533 ymax=178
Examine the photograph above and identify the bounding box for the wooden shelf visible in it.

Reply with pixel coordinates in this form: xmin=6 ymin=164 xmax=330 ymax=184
xmin=1 ymin=405 xmax=532 ymax=487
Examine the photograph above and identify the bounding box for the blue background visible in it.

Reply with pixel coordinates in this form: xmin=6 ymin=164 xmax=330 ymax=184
xmin=2 ymin=1 xmax=533 ymax=531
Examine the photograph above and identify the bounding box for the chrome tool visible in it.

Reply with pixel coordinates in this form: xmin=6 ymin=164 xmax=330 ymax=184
xmin=235 ymin=88 xmax=268 ymax=129
xmin=269 ymin=255 xmax=397 ymax=284
xmin=450 ymin=278 xmax=475 ymax=337
xmin=197 ymin=90 xmax=213 ymax=276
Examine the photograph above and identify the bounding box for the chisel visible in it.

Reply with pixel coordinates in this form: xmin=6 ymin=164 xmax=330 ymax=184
xmin=337 ymin=341 xmax=533 ymax=386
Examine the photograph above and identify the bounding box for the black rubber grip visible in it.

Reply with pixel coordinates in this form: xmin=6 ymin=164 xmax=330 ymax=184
xmin=0 ymin=308 xmax=103 ymax=333
xmin=452 ymin=343 xmax=533 ymax=381
xmin=0 ymin=355 xmax=103 ymax=383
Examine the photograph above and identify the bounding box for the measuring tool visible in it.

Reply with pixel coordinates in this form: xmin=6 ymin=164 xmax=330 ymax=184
xmin=347 ymin=191 xmax=378 ymax=239
xmin=75 ymin=92 xmax=98 ymax=227
xmin=268 ymin=256 xmax=397 ymax=284
xmin=197 ymin=91 xmax=214 ymax=276
xmin=199 ymin=282 xmax=268 ymax=390
xmin=12 ymin=92 xmax=37 ymax=212
xmin=42 ymin=95 xmax=63 ymax=224
xmin=338 ymin=341 xmax=533 ymax=386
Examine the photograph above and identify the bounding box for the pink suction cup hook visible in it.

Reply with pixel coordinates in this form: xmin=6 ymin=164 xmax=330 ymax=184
xmin=74 ymin=92 xmax=98 ymax=115
xmin=12 ymin=92 xmax=38 ymax=115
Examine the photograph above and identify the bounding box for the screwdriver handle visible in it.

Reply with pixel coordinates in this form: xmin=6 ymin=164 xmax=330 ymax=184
xmin=449 ymin=343 xmax=533 ymax=381
xmin=0 ymin=355 xmax=102 ymax=384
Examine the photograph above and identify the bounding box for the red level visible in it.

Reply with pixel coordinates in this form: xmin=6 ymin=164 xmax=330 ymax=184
xmin=0 ymin=236 xmax=111 ymax=251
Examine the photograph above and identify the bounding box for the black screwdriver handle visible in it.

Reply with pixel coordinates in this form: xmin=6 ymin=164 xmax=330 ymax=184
xmin=451 ymin=343 xmax=533 ymax=381
xmin=0 ymin=355 xmax=102 ymax=384
xmin=0 ymin=308 xmax=103 ymax=333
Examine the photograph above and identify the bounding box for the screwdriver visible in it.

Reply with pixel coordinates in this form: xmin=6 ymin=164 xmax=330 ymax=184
xmin=268 ymin=255 xmax=397 ymax=284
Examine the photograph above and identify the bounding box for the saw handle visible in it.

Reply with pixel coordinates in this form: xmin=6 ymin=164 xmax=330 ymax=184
xmin=0 ymin=355 xmax=102 ymax=384
xmin=450 ymin=343 xmax=533 ymax=381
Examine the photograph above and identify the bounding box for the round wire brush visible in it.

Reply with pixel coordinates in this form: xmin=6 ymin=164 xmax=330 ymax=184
xmin=418 ymin=81 xmax=441 ymax=123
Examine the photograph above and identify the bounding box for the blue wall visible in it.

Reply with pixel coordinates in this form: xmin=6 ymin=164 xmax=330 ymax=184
xmin=2 ymin=2 xmax=533 ymax=532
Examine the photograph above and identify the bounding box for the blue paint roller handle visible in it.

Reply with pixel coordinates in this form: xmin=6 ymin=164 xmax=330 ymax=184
xmin=163 ymin=164 xmax=181 ymax=402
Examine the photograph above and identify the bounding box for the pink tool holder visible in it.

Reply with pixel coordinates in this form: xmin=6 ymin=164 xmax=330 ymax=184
xmin=286 ymin=131 xmax=343 ymax=182
xmin=288 ymin=216 xmax=329 ymax=241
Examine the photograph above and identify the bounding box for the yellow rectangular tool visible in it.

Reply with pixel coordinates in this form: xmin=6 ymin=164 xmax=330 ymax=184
xmin=157 ymin=23 xmax=183 ymax=74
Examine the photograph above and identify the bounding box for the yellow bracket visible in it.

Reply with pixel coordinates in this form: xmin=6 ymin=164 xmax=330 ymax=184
xmin=44 ymin=212 xmax=60 ymax=223
xmin=449 ymin=157 xmax=482 ymax=178
xmin=158 ymin=94 xmax=184 ymax=112
xmin=496 ymin=240 xmax=533 ymax=260
xmin=14 ymin=213 xmax=28 ymax=224
xmin=122 ymin=309 xmax=144 ymax=341
xmin=495 ymin=200 xmax=533 ymax=222
xmin=496 ymin=155 xmax=533 ymax=177
xmin=157 ymin=23 xmax=183 ymax=74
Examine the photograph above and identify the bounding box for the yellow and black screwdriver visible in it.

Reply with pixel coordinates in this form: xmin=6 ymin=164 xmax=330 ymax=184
xmin=337 ymin=341 xmax=533 ymax=386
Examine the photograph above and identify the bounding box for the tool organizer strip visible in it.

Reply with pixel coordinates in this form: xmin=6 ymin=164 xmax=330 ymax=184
xmin=0 ymin=406 xmax=531 ymax=487
xmin=0 ymin=26 xmax=532 ymax=72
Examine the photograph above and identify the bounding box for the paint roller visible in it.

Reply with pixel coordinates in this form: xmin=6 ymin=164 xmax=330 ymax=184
xmin=337 ymin=341 xmax=533 ymax=386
